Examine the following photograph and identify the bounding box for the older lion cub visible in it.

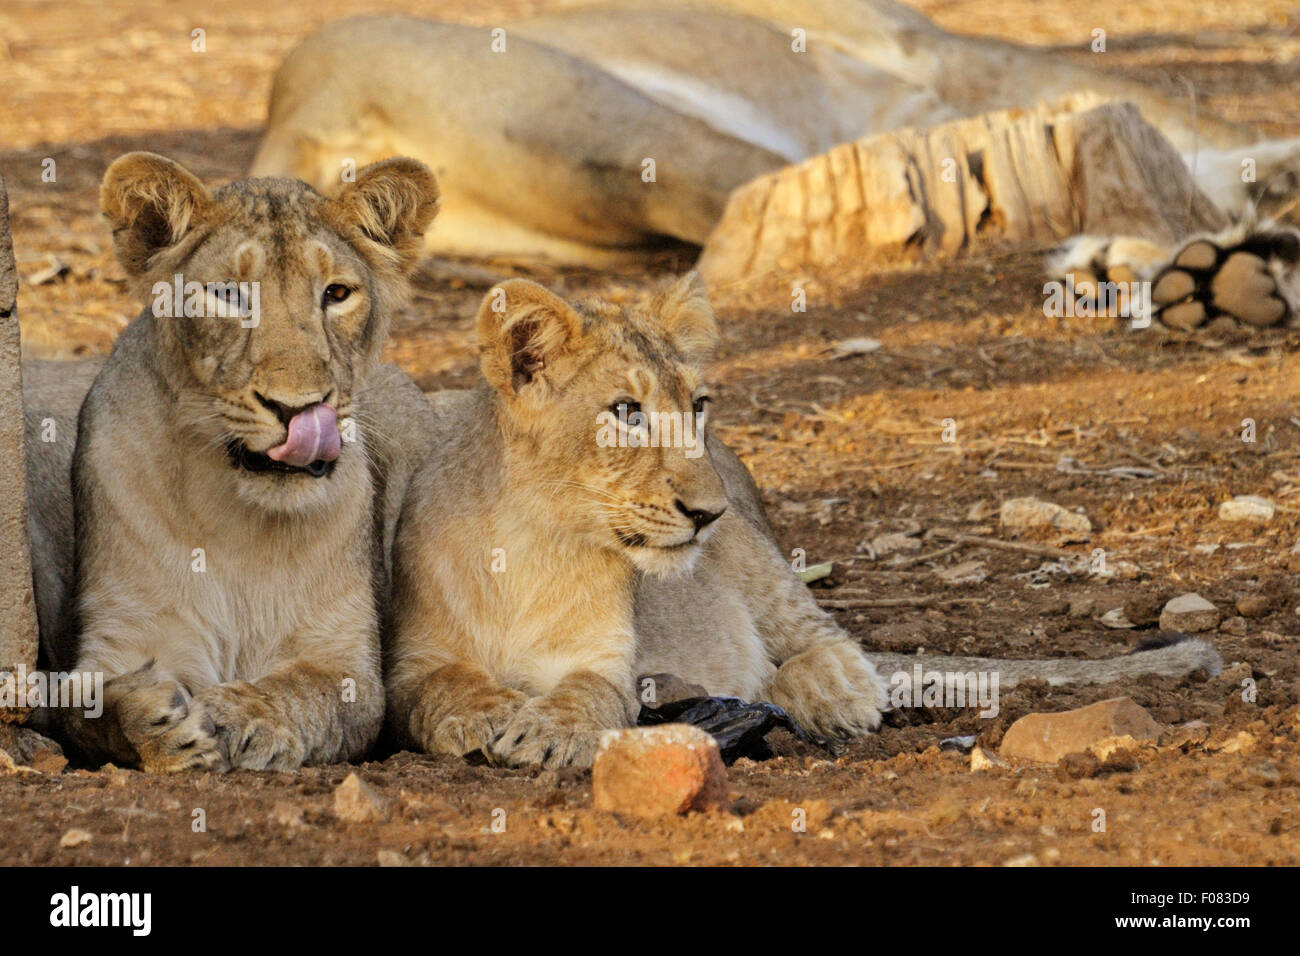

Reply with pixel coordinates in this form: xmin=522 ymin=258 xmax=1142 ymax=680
xmin=388 ymin=274 xmax=890 ymax=768
xmin=39 ymin=152 xmax=439 ymax=772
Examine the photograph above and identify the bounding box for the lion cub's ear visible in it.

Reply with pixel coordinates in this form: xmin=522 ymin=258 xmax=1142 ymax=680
xmin=330 ymin=158 xmax=440 ymax=275
xmin=477 ymin=279 xmax=584 ymax=400
xmin=100 ymin=152 xmax=212 ymax=279
xmin=651 ymin=272 xmax=718 ymax=367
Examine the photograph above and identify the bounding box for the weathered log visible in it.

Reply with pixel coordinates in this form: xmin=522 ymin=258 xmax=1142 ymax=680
xmin=698 ymin=99 xmax=1228 ymax=293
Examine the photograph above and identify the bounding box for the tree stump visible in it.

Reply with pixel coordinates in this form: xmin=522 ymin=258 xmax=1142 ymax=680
xmin=697 ymin=99 xmax=1228 ymax=294
xmin=0 ymin=175 xmax=40 ymax=724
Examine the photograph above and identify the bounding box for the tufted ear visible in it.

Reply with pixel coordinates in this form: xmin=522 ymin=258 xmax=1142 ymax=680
xmin=329 ymin=158 xmax=440 ymax=275
xmin=650 ymin=271 xmax=718 ymax=366
xmin=476 ymin=279 xmax=585 ymax=399
xmin=100 ymin=152 xmax=212 ymax=279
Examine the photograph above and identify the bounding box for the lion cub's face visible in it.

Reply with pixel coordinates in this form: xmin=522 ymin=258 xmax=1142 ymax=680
xmin=477 ymin=274 xmax=728 ymax=575
xmin=100 ymin=152 xmax=439 ymax=513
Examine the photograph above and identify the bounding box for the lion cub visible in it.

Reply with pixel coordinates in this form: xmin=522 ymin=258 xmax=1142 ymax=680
xmin=45 ymin=152 xmax=440 ymax=771
xmin=388 ymin=274 xmax=889 ymax=767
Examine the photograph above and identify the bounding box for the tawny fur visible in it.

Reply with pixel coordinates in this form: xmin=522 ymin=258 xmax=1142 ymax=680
xmin=24 ymin=153 xmax=441 ymax=772
xmin=387 ymin=276 xmax=1221 ymax=770
xmin=250 ymin=0 xmax=1294 ymax=266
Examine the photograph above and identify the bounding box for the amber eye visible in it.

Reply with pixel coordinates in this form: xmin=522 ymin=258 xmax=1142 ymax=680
xmin=610 ymin=400 xmax=642 ymax=421
xmin=322 ymin=284 xmax=352 ymax=307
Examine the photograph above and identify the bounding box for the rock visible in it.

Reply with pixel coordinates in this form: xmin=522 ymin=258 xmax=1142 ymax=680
xmin=999 ymin=697 xmax=1164 ymax=763
xmin=1257 ymin=630 xmax=1292 ymax=645
xmin=29 ymin=749 xmax=67 ymax=774
xmin=0 ymin=724 xmax=64 ymax=765
xmin=1123 ymin=595 xmax=1162 ymax=627
xmin=970 ymin=745 xmax=1006 ymax=772
xmin=1219 ymin=616 xmax=1248 ymax=637
xmin=870 ymin=531 xmax=922 ymax=556
xmin=377 ymin=849 xmax=410 ymax=867
xmin=59 ymin=829 xmax=93 ymax=849
xmin=1088 ymin=734 xmax=1153 ymax=762
xmin=1215 ymin=731 xmax=1257 ymax=755
xmin=1099 ymin=607 xmax=1136 ymax=629
xmin=1067 ymin=596 xmax=1098 ymax=619
xmin=0 ymin=176 xmax=41 ymax=720
xmin=935 ymin=560 xmax=987 ymax=585
xmin=1235 ymin=595 xmax=1271 ymax=619
xmin=1000 ymin=497 xmax=1092 ymax=537
xmin=333 ymin=772 xmax=390 ymax=823
xmin=1218 ymin=495 xmax=1275 ymax=522
xmin=1159 ymin=593 xmax=1220 ymax=633
xmin=829 ymin=337 xmax=881 ymax=358
xmin=592 ymin=725 xmax=730 ymax=817
xmin=1164 ymin=719 xmax=1211 ymax=749
xmin=1216 ymin=661 xmax=1253 ymax=686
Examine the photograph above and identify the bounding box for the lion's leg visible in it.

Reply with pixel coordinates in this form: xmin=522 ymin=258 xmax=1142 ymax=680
xmin=745 ymin=562 xmax=889 ymax=740
xmin=1050 ymin=226 xmax=1300 ymax=331
xmin=393 ymin=660 xmax=527 ymax=759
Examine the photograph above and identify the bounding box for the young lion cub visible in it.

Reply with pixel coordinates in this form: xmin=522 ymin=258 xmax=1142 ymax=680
xmin=388 ymin=274 xmax=890 ymax=768
xmin=389 ymin=274 xmax=1221 ymax=769
xmin=44 ymin=152 xmax=440 ymax=772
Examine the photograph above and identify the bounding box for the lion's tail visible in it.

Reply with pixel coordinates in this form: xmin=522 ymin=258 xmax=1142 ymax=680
xmin=866 ymin=636 xmax=1221 ymax=690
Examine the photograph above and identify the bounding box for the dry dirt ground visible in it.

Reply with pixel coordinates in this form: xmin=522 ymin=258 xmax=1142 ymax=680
xmin=2 ymin=0 xmax=1300 ymax=866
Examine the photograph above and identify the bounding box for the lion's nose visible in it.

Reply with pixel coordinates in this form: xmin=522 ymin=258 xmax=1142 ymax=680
xmin=675 ymin=499 xmax=726 ymax=533
xmin=254 ymin=391 xmax=328 ymax=426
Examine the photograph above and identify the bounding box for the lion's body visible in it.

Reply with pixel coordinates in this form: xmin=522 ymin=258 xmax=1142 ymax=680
xmin=386 ymin=275 xmax=1220 ymax=769
xmin=252 ymin=0 xmax=1283 ymax=267
xmin=22 ymin=153 xmax=441 ymax=772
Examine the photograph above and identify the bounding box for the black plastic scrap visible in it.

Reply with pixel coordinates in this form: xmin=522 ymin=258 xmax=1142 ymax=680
xmin=637 ymin=696 xmax=839 ymax=763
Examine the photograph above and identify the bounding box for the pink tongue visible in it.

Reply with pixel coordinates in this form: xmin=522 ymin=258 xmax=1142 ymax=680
xmin=266 ymin=403 xmax=341 ymax=468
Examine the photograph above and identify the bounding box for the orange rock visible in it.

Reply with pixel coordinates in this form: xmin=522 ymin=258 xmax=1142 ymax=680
xmin=999 ymin=697 xmax=1164 ymax=763
xmin=593 ymin=725 xmax=730 ymax=817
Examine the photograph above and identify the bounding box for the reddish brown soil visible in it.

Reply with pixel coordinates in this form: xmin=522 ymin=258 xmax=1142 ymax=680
xmin=2 ymin=0 xmax=1299 ymax=865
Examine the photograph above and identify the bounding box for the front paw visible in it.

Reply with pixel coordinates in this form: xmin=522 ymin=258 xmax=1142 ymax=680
xmin=195 ymin=682 xmax=305 ymax=771
xmin=415 ymin=684 xmax=527 ymax=757
xmin=116 ymin=680 xmax=225 ymax=773
xmin=488 ymin=697 xmax=605 ymax=769
xmin=768 ymin=641 xmax=888 ymax=740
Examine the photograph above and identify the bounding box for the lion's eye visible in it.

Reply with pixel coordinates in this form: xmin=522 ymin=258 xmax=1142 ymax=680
xmin=322 ymin=284 xmax=352 ymax=307
xmin=611 ymin=400 xmax=642 ymax=421
xmin=693 ymin=395 xmax=711 ymax=416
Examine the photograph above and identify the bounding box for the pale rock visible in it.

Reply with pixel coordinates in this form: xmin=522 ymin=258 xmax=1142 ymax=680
xmin=1159 ymin=593 xmax=1220 ymax=633
xmin=1218 ymin=496 xmax=1275 ymax=522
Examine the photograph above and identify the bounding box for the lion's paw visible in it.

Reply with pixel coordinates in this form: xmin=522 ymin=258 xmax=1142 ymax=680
xmin=419 ymin=685 xmax=527 ymax=758
xmin=768 ymin=641 xmax=888 ymax=741
xmin=1152 ymin=229 xmax=1299 ymax=330
xmin=195 ymin=682 xmax=305 ymax=771
xmin=487 ymin=696 xmax=605 ymax=769
xmin=116 ymin=680 xmax=225 ymax=773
